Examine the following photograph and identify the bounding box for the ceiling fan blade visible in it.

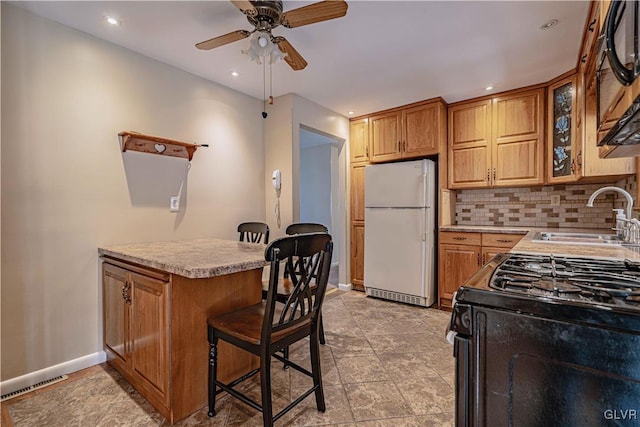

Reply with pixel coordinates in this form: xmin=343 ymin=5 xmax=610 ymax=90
xmin=281 ymin=1 xmax=348 ymax=29
xmin=275 ymin=37 xmax=308 ymax=71
xmin=195 ymin=30 xmax=250 ymax=50
xmin=230 ymin=0 xmax=257 ymax=16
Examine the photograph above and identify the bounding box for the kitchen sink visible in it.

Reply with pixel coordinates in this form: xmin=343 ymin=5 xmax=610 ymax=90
xmin=531 ymin=231 xmax=624 ymax=246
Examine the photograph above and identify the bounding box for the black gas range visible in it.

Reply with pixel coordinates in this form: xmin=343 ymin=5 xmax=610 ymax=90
xmin=449 ymin=252 xmax=640 ymax=427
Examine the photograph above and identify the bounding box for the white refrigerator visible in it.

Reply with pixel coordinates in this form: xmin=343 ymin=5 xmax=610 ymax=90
xmin=364 ymin=159 xmax=436 ymax=307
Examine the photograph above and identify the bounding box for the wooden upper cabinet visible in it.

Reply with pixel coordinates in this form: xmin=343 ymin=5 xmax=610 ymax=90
xmin=448 ymin=100 xmax=492 ymax=188
xmin=492 ymin=88 xmax=544 ymax=187
xmin=350 ymin=118 xmax=369 ymax=164
xmin=402 ymin=101 xmax=445 ymax=158
xmin=369 ymin=111 xmax=401 ymax=162
xmin=577 ymin=1 xmax=600 ymax=74
xmin=448 ymin=88 xmax=544 ymax=189
xmin=600 ymin=0 xmax=612 ymax=27
xmin=367 ymin=98 xmax=447 ymax=163
xmin=449 ymin=99 xmax=492 ymax=148
xmin=547 ymin=75 xmax=579 ymax=184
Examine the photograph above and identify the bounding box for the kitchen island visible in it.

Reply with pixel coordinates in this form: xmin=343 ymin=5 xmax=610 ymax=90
xmin=98 ymin=238 xmax=268 ymax=424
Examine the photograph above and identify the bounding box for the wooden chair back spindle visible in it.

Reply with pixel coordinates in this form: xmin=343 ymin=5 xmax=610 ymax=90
xmin=237 ymin=222 xmax=269 ymax=244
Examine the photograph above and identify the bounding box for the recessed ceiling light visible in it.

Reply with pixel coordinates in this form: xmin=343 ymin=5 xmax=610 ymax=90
xmin=540 ymin=19 xmax=558 ymax=30
xmin=485 ymin=86 xmax=493 ymax=91
xmin=348 ymin=111 xmax=354 ymax=115
xmin=106 ymin=16 xmax=120 ymax=26
xmin=231 ymin=71 xmax=239 ymax=77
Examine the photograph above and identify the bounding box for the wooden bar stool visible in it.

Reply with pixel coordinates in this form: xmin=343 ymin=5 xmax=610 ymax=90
xmin=238 ymin=222 xmax=270 ymax=244
xmin=207 ymin=233 xmax=333 ymax=426
xmin=261 ymin=223 xmax=328 ymax=352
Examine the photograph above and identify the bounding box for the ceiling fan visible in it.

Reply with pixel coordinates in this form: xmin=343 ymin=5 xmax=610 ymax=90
xmin=195 ymin=1 xmax=348 ymax=71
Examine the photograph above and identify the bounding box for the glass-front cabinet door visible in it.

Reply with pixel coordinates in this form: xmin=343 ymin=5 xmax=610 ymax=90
xmin=547 ymin=74 xmax=579 ymax=183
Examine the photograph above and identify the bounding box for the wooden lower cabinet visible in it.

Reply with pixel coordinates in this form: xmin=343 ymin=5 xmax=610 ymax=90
xmin=438 ymin=242 xmax=481 ymax=309
xmin=351 ymin=222 xmax=365 ymax=291
xmin=438 ymin=231 xmax=524 ymax=309
xmin=103 ymin=262 xmax=170 ymax=411
xmin=102 ymin=258 xmax=262 ymax=423
xmin=350 ymin=160 xmax=366 ymax=291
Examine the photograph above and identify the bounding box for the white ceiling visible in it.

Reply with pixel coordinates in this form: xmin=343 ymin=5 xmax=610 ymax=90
xmin=12 ymin=1 xmax=590 ymax=117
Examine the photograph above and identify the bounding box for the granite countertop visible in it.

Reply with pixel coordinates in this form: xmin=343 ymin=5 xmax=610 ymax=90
xmin=98 ymin=238 xmax=268 ymax=279
xmin=440 ymin=225 xmax=640 ymax=261
xmin=511 ymin=230 xmax=640 ymax=261
xmin=439 ymin=225 xmax=531 ymax=234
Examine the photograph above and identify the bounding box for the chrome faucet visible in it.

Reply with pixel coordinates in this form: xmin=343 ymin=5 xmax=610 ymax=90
xmin=586 ymin=186 xmax=635 ymax=240
xmin=627 ymin=218 xmax=640 ymax=245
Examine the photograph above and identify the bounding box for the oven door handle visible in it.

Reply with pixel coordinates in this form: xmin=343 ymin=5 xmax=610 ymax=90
xmin=606 ymin=0 xmax=636 ymax=85
xmin=454 ymin=335 xmax=472 ymax=427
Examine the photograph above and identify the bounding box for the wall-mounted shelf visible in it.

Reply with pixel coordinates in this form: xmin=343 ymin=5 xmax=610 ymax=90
xmin=118 ymin=131 xmax=208 ymax=161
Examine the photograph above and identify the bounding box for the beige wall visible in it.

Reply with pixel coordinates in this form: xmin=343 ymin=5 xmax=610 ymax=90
xmin=264 ymin=94 xmax=349 ymax=284
xmin=1 ymin=4 xmax=265 ymax=381
xmin=263 ymin=95 xmax=295 ymax=239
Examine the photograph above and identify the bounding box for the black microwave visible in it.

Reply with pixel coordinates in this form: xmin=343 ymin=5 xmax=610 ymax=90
xmin=597 ymin=0 xmax=640 ymax=158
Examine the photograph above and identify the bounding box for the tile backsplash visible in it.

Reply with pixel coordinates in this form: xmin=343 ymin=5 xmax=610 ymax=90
xmin=455 ymin=176 xmax=637 ymax=229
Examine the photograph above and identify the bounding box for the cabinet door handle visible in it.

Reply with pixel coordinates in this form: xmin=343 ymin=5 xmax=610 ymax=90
xmin=122 ymin=281 xmax=132 ymax=305
xmin=581 ymin=54 xmax=588 ymax=64
xmin=365 ymin=145 xmax=369 ymax=158
xmin=482 ymin=254 xmax=486 ymax=264
xmin=453 ymin=237 xmax=467 ymax=241
xmin=493 ymin=168 xmax=496 ymax=181
xmin=402 ymin=140 xmax=406 ymax=152
xmin=588 ymin=18 xmax=596 ymax=32
xmin=487 ymin=169 xmax=490 ymax=183
xmin=477 ymin=253 xmax=481 ymax=265
xmin=496 ymin=239 xmax=513 ymax=243
xmin=397 ymin=141 xmax=401 ymax=152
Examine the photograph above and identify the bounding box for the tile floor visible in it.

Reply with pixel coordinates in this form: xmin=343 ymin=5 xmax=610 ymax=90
xmin=4 ymin=291 xmax=455 ymax=426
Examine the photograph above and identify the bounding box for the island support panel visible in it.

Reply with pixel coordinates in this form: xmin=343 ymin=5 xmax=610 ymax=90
xmin=169 ymin=271 xmax=262 ymax=421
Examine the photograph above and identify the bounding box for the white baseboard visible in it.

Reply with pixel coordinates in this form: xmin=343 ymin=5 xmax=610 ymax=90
xmin=0 ymin=351 xmax=107 ymax=395
xmin=338 ymin=282 xmax=352 ymax=291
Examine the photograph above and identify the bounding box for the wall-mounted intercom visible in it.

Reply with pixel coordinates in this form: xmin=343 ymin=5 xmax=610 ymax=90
xmin=272 ymin=169 xmax=281 ymax=191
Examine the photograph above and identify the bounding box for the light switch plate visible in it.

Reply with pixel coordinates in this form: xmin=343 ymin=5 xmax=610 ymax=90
xmin=550 ymin=195 xmax=561 ymax=206
xmin=170 ymin=196 xmax=180 ymax=212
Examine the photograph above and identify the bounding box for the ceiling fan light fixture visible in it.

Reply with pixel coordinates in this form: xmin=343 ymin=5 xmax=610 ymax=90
xmin=242 ymin=31 xmax=286 ymax=65
xmin=268 ymin=43 xmax=286 ymax=64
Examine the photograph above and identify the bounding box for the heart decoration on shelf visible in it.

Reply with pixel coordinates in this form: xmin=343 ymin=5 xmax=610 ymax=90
xmin=154 ymin=143 xmax=167 ymax=153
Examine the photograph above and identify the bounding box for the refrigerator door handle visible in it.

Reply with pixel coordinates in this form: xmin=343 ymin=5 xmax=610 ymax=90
xmin=422 ymin=172 xmax=428 ymax=208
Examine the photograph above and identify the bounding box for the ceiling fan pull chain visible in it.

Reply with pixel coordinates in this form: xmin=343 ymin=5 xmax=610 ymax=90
xmin=269 ymin=62 xmax=274 ymax=105
xmin=262 ymin=60 xmax=268 ymax=119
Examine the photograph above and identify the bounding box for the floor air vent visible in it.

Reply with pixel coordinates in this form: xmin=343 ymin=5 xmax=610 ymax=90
xmin=1 ymin=375 xmax=68 ymax=402
xmin=366 ymin=287 xmax=427 ymax=307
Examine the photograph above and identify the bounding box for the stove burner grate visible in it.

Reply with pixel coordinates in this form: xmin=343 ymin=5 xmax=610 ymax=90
xmin=532 ymin=279 xmax=582 ymax=294
xmin=489 ymin=254 xmax=640 ymax=309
